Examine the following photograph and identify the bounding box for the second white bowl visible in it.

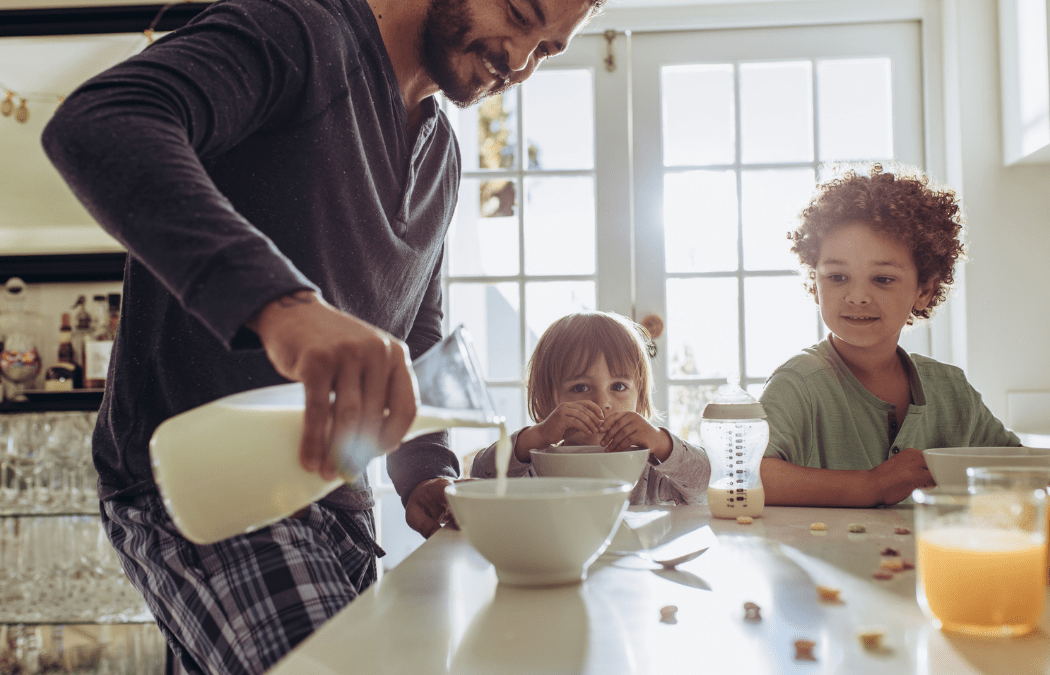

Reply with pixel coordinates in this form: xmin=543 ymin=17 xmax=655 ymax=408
xmin=530 ymin=445 xmax=650 ymax=487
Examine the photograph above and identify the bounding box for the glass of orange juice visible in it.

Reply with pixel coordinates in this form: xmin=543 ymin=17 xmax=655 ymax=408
xmin=967 ymin=466 xmax=1050 ymax=586
xmin=913 ymin=486 xmax=1047 ymax=637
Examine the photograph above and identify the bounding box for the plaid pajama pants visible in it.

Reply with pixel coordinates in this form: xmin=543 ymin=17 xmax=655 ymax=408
xmin=101 ymin=493 xmax=383 ymax=675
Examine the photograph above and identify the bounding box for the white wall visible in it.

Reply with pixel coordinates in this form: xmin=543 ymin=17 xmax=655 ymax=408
xmin=941 ymin=0 xmax=1050 ymax=426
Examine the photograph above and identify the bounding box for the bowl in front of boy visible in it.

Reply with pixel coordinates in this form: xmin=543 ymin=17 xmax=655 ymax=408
xmin=923 ymin=446 xmax=1050 ymax=489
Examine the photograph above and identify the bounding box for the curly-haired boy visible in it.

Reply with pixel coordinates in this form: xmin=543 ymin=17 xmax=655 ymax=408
xmin=760 ymin=164 xmax=1019 ymax=507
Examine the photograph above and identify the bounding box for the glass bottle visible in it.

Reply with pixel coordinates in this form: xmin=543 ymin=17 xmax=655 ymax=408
xmin=44 ymin=313 xmax=81 ymax=391
xmin=0 ymin=277 xmax=45 ymax=400
xmin=702 ymin=374 xmax=769 ymax=519
xmin=84 ymin=294 xmax=119 ymax=389
xmin=70 ymin=295 xmax=93 ymax=371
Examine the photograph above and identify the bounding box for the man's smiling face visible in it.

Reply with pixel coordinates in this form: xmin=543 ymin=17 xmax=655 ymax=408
xmin=420 ymin=0 xmax=593 ymax=107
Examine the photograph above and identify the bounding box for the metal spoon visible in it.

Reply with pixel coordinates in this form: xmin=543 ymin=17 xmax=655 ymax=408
xmin=646 ymin=546 xmax=709 ymax=569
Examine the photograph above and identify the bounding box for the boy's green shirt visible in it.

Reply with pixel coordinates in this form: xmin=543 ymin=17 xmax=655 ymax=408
xmin=761 ymin=339 xmax=1020 ymax=470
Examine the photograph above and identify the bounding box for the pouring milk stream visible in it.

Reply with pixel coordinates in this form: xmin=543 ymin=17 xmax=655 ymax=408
xmin=150 ymin=326 xmax=510 ymax=544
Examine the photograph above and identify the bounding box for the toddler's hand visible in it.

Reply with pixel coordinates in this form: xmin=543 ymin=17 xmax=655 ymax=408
xmin=534 ymin=401 xmax=605 ymax=448
xmin=868 ymin=447 xmax=935 ymax=506
xmin=600 ymin=411 xmax=672 ymax=461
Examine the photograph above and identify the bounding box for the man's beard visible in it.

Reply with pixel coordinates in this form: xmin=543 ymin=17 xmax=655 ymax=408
xmin=421 ymin=0 xmax=512 ymax=108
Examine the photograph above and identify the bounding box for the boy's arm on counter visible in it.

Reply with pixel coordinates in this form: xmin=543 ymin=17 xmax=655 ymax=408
xmin=761 ymin=448 xmax=934 ymax=508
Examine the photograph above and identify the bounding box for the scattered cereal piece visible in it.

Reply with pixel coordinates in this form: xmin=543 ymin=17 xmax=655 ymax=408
xmin=743 ymin=601 xmax=762 ymax=621
xmin=737 ymin=516 xmax=754 ymax=524
xmin=810 ymin=522 xmax=828 ymax=531
xmin=894 ymin=526 xmax=911 ymax=535
xmin=847 ymin=523 xmax=866 ymax=533
xmin=872 ymin=570 xmax=894 ymax=580
xmin=879 ymin=557 xmax=904 ymax=571
xmin=880 ymin=547 xmax=900 ymax=556
xmin=659 ymin=605 xmax=678 ymax=624
xmin=794 ymin=639 xmax=817 ymax=661
xmin=858 ymin=629 xmax=885 ymax=651
xmin=901 ymin=559 xmax=915 ymax=570
xmin=816 ymin=585 xmax=841 ymax=603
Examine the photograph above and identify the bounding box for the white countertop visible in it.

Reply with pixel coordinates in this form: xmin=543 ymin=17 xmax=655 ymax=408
xmin=268 ymin=504 xmax=1050 ymax=675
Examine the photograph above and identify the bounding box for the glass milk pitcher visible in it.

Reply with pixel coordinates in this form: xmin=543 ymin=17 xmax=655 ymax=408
xmin=150 ymin=326 xmax=501 ymax=544
xmin=702 ymin=375 xmax=768 ymax=519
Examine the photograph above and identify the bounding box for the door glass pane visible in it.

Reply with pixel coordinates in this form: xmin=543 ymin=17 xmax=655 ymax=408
xmin=448 ymin=178 xmax=519 ymax=276
xmin=523 ymin=176 xmax=596 ymax=276
xmin=524 ymin=281 xmax=596 ymax=355
xmin=523 ymin=69 xmax=594 ymax=170
xmin=666 ymin=277 xmax=738 ymax=379
xmin=744 ymin=276 xmax=820 ymax=378
xmin=668 ymin=384 xmax=720 ymax=446
xmin=817 ymin=58 xmax=894 ymax=161
xmin=449 ymin=283 xmax=521 ymax=381
xmin=664 ymin=170 xmax=738 ymax=273
xmin=445 ymin=92 xmax=518 ymax=172
xmin=740 ymin=61 xmax=813 ymax=164
xmin=741 ymin=168 xmax=816 ymax=271
xmin=662 ymin=64 xmax=736 ymax=166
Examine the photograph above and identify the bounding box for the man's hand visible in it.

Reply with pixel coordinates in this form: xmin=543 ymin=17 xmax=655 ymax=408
xmin=405 ymin=477 xmax=457 ymax=538
xmin=247 ymin=290 xmax=417 ymax=480
xmin=869 ymin=447 xmax=936 ymax=506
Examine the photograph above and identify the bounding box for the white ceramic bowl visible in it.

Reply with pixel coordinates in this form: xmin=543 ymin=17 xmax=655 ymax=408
xmin=923 ymin=447 xmax=1050 ymax=489
xmin=530 ymin=445 xmax=649 ymax=486
xmin=445 ymin=477 xmax=632 ymax=587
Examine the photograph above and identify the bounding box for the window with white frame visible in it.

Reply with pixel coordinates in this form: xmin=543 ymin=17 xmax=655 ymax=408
xmin=374 ymin=21 xmax=926 ymax=570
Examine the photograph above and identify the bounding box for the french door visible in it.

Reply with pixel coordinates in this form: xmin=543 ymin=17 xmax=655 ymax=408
xmin=631 ymin=22 xmax=925 ymax=442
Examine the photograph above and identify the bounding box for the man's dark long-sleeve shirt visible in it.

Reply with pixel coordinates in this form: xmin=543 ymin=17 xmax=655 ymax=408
xmin=42 ymin=0 xmax=461 ymax=507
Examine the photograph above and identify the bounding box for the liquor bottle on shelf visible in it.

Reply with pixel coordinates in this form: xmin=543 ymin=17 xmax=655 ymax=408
xmin=84 ymin=293 xmax=120 ymax=389
xmin=70 ymin=295 xmax=93 ymax=372
xmin=44 ymin=312 xmax=82 ymax=391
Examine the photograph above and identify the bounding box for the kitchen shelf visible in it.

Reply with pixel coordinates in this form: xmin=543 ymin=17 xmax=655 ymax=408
xmin=0 ymin=389 xmax=104 ymax=413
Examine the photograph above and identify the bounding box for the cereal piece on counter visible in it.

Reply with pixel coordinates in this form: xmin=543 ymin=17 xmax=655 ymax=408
xmin=743 ymin=601 xmax=761 ymax=621
xmin=810 ymin=522 xmax=828 ymax=531
xmin=872 ymin=570 xmax=894 ymax=580
xmin=737 ymin=516 xmax=754 ymax=524
xmin=816 ymin=585 xmax=841 ymax=603
xmin=793 ymin=639 xmax=817 ymax=661
xmin=880 ymin=547 xmax=900 ymax=556
xmin=879 ymin=557 xmax=905 ymax=571
xmin=659 ymin=605 xmax=678 ymax=624
xmin=858 ymin=629 xmax=885 ymax=651
xmin=847 ymin=523 xmax=866 ymax=533
xmin=894 ymin=526 xmax=911 ymax=535
xmin=901 ymin=559 xmax=915 ymax=570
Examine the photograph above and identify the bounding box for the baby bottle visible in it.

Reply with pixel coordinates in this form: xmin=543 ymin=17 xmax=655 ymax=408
xmin=702 ymin=374 xmax=768 ymax=519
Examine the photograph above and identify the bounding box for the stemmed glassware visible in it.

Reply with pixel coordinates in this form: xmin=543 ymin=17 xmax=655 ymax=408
xmin=0 ymin=411 xmax=153 ymax=625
